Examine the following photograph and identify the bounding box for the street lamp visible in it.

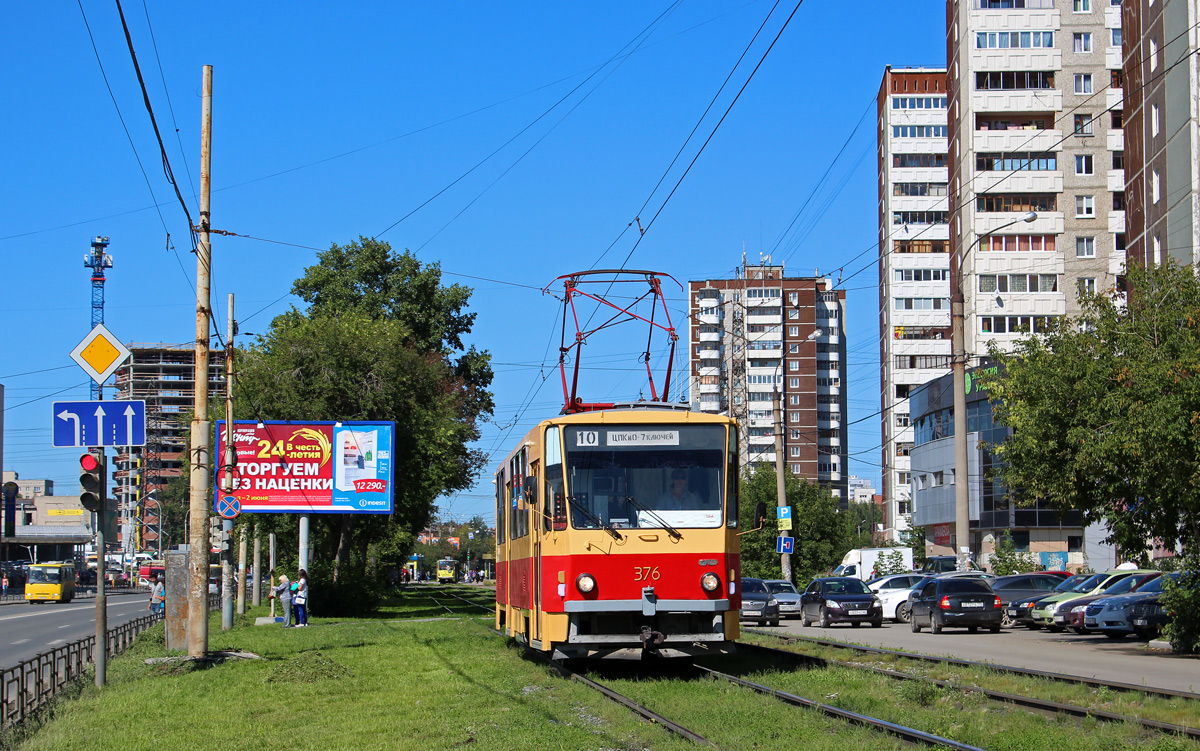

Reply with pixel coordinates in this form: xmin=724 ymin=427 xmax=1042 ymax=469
xmin=950 ymin=210 xmax=1036 ymax=571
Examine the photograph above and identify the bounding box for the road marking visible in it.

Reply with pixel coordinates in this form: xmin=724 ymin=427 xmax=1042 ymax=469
xmin=48 ymin=639 xmax=65 ymax=645
xmin=12 ymin=639 xmax=29 ymax=644
xmin=58 ymin=624 xmax=72 ymax=629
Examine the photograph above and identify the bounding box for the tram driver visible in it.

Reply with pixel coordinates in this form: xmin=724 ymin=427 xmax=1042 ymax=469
xmin=657 ymin=468 xmax=701 ymax=509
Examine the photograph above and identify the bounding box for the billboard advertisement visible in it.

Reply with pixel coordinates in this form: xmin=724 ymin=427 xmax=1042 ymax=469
xmin=214 ymin=420 xmax=395 ymax=514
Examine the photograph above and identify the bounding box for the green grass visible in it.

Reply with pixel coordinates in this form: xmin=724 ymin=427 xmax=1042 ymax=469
xmin=14 ymin=589 xmax=692 ymax=751
xmin=741 ymin=632 xmax=1200 ymax=731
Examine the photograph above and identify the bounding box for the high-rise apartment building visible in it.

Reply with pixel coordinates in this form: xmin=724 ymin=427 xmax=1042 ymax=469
xmin=879 ymin=2 xmax=1126 ymax=555
xmin=689 ymin=258 xmax=849 ymax=500
xmin=1122 ymin=0 xmax=1200 ymax=266
xmin=877 ymin=66 xmax=950 ymax=543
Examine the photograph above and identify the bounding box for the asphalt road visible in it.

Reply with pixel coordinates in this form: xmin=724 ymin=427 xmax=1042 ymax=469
xmin=752 ymin=617 xmax=1200 ymax=695
xmin=0 ymin=592 xmax=152 ymax=668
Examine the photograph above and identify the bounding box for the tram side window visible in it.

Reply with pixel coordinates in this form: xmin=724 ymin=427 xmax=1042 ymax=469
xmin=726 ymin=427 xmax=739 ymax=527
xmin=496 ymin=469 xmax=505 ymax=544
xmin=509 ymin=449 xmax=530 ymax=539
xmin=544 ymin=427 xmax=564 ymax=531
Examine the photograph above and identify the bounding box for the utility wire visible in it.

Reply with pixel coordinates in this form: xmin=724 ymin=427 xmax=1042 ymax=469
xmin=77 ymin=0 xmax=171 ymax=238
xmin=140 ymin=0 xmax=197 ymax=200
xmin=373 ymin=1 xmax=683 ymax=241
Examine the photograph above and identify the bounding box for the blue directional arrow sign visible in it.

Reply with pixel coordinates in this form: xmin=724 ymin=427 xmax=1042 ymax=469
xmin=776 ymin=536 xmax=795 ymax=555
xmin=52 ymin=400 xmax=146 ymax=447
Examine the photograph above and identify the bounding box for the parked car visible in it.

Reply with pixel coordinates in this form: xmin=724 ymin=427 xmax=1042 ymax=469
xmin=910 ymin=577 xmax=1002 ymax=633
xmin=1064 ymin=572 xmax=1161 ymax=634
xmin=1089 ymin=573 xmax=1178 ymax=638
xmin=990 ymin=572 xmax=1071 ymax=626
xmin=764 ymin=579 xmax=804 ymax=619
xmin=1129 ymin=594 xmax=1175 ymax=640
xmin=739 ymin=578 xmax=780 ymax=626
xmin=1007 ymin=574 xmax=1089 ymax=629
xmin=921 ymin=556 xmax=982 ymax=574
xmin=1031 ymin=570 xmax=1153 ymax=631
xmin=799 ymin=577 xmax=883 ymax=628
xmin=868 ymin=574 xmax=929 ymax=622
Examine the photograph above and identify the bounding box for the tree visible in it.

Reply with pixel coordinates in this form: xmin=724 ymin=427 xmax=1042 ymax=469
xmin=738 ymin=465 xmax=849 ymax=584
xmin=989 ymin=531 xmax=1040 ymax=576
xmin=900 ymin=524 xmax=927 ymax=568
xmin=235 ymin=240 xmax=493 ymax=605
xmin=983 ymin=260 xmax=1200 ymax=557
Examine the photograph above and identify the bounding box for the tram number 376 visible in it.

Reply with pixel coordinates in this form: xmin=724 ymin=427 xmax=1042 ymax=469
xmin=633 ymin=566 xmax=661 ymax=582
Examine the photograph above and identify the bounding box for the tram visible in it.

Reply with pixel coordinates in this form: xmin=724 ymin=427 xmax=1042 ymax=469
xmin=436 ymin=558 xmax=458 ymax=583
xmin=494 ymin=407 xmax=754 ymax=659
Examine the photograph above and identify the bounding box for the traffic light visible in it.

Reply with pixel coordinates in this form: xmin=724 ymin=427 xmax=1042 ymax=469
xmin=79 ymin=450 xmax=104 ymax=512
xmin=209 ymin=517 xmax=222 ymax=551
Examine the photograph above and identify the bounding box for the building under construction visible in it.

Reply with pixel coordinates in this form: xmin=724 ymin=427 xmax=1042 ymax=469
xmin=113 ymin=343 xmax=225 ymax=553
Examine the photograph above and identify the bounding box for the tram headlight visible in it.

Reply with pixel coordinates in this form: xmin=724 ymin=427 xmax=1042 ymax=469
xmin=700 ymin=572 xmax=720 ymax=592
xmin=576 ymin=573 xmax=596 ymax=594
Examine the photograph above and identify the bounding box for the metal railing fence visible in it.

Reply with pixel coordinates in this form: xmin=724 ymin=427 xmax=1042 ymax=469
xmin=1 ymin=593 xmax=220 ymax=730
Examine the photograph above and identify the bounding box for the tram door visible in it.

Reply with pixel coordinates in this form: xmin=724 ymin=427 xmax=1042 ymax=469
xmin=530 ymin=461 xmax=541 ymax=645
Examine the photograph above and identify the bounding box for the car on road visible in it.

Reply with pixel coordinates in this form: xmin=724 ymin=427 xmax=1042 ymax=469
xmin=868 ymin=574 xmax=929 ymax=622
xmin=990 ymin=572 xmax=1071 ymax=627
xmin=799 ymin=577 xmax=883 ymax=628
xmin=764 ymin=579 xmax=804 ymax=619
xmin=1088 ymin=573 xmax=1178 ymax=638
xmin=909 ymin=577 xmax=1002 ymax=634
xmin=1064 ymin=572 xmax=1161 ymax=634
xmin=1031 ymin=570 xmax=1153 ymax=631
xmin=739 ymin=577 xmax=780 ymax=626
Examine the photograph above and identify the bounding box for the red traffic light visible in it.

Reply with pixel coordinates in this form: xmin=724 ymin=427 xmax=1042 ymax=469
xmin=80 ymin=453 xmax=101 ymax=472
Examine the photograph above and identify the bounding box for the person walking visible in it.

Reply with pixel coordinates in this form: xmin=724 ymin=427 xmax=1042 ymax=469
xmin=2 ymin=574 xmax=8 ymax=597
xmin=293 ymin=569 xmax=309 ymax=627
xmin=271 ymin=574 xmax=293 ymax=627
xmin=147 ymin=574 xmax=166 ymax=615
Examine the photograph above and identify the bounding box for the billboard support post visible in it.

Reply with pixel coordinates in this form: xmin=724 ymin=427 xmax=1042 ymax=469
xmin=298 ymin=514 xmax=309 ymax=573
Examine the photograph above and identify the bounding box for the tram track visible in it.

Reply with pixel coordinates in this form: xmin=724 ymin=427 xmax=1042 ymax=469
xmin=746 ymin=629 xmax=1200 ymax=703
xmin=529 ymin=647 xmax=993 ymax=749
xmin=734 ymin=639 xmax=1200 ymax=743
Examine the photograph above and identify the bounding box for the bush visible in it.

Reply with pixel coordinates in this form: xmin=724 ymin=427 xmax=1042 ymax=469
xmin=990 ymin=531 xmax=1040 ymax=576
xmin=875 ymin=549 xmax=910 ymax=576
xmin=306 ymin=560 xmax=384 ymax=617
xmin=1160 ymin=556 xmax=1200 ymax=654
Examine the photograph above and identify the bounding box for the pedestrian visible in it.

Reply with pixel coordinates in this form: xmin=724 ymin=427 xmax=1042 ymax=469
xmin=293 ymin=569 xmax=309 ymax=627
xmin=147 ymin=574 xmax=166 ymax=615
xmin=271 ymin=573 xmax=293 ymax=627
xmin=2 ymin=574 xmax=8 ymax=597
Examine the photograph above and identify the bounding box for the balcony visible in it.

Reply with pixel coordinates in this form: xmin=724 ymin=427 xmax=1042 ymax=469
xmin=971 ymin=89 xmax=1062 ymax=113
xmin=1107 ymin=130 xmax=1123 ymax=152
xmin=973 ymin=171 xmax=1062 ymax=194
xmin=1107 ymin=169 xmax=1124 ymax=193
xmin=970 ymin=49 xmax=1061 ymax=73
xmin=972 ymin=129 xmax=1062 ymax=153
xmin=1106 ymin=47 xmax=1122 ymax=70
xmin=974 ymin=211 xmax=1063 ymax=235
xmin=1108 ymin=211 xmax=1126 ymax=235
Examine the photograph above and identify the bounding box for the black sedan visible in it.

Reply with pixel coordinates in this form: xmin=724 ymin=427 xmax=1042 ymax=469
xmin=910 ymin=577 xmax=1002 ymax=633
xmin=799 ymin=577 xmax=883 ymax=628
xmin=1006 ymin=574 xmax=1088 ymax=629
xmin=990 ymin=572 xmax=1071 ymax=626
xmin=739 ymin=577 xmax=780 ymax=626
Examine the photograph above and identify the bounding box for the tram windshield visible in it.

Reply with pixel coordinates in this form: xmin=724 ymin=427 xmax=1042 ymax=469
xmin=562 ymin=424 xmax=725 ymax=530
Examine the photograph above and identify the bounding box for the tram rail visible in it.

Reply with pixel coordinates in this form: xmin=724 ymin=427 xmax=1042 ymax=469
xmin=735 ymin=640 xmax=1200 ymax=742
xmin=746 ymin=630 xmax=1200 ymax=703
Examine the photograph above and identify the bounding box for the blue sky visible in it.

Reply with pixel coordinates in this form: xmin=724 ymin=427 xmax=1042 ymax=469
xmin=1 ymin=1 xmax=945 ymax=526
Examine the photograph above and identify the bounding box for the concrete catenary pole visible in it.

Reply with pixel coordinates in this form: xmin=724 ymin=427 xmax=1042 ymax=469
xmin=252 ymin=523 xmax=261 ymax=607
xmin=187 ymin=64 xmax=214 ymax=657
xmin=772 ymin=387 xmax=791 ymax=582
xmin=221 ymin=293 xmax=235 ymax=630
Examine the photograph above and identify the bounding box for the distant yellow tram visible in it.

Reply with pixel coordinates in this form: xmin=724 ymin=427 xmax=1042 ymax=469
xmin=436 ymin=558 xmax=458 ymax=583
xmin=495 ymin=406 xmax=749 ymax=659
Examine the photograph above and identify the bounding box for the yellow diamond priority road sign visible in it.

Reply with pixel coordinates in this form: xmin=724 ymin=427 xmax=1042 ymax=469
xmin=70 ymin=324 xmax=131 ymax=385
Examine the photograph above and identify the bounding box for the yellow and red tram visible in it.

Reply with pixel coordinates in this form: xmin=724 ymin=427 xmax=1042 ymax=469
xmin=495 ymin=406 xmax=745 ymax=659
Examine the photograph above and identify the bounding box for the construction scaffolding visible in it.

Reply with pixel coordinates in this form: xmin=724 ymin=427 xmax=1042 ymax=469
xmin=113 ymin=343 xmax=225 ymax=553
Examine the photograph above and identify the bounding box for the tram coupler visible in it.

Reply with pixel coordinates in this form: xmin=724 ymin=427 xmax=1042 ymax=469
xmin=639 ymin=625 xmax=666 ymax=657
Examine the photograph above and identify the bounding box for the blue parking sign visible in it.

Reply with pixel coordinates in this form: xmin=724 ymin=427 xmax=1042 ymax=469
xmin=776 ymin=506 xmax=792 ymax=520
xmin=776 ymin=536 xmax=794 ymax=554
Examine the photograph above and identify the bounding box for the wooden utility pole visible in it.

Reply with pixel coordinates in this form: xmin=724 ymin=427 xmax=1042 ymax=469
xmin=221 ymin=293 xmax=235 ymax=630
xmin=187 ymin=64 xmax=213 ymax=658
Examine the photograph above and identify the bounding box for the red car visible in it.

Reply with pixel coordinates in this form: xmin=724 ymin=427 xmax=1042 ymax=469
xmin=1065 ymin=572 xmax=1160 ymax=633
